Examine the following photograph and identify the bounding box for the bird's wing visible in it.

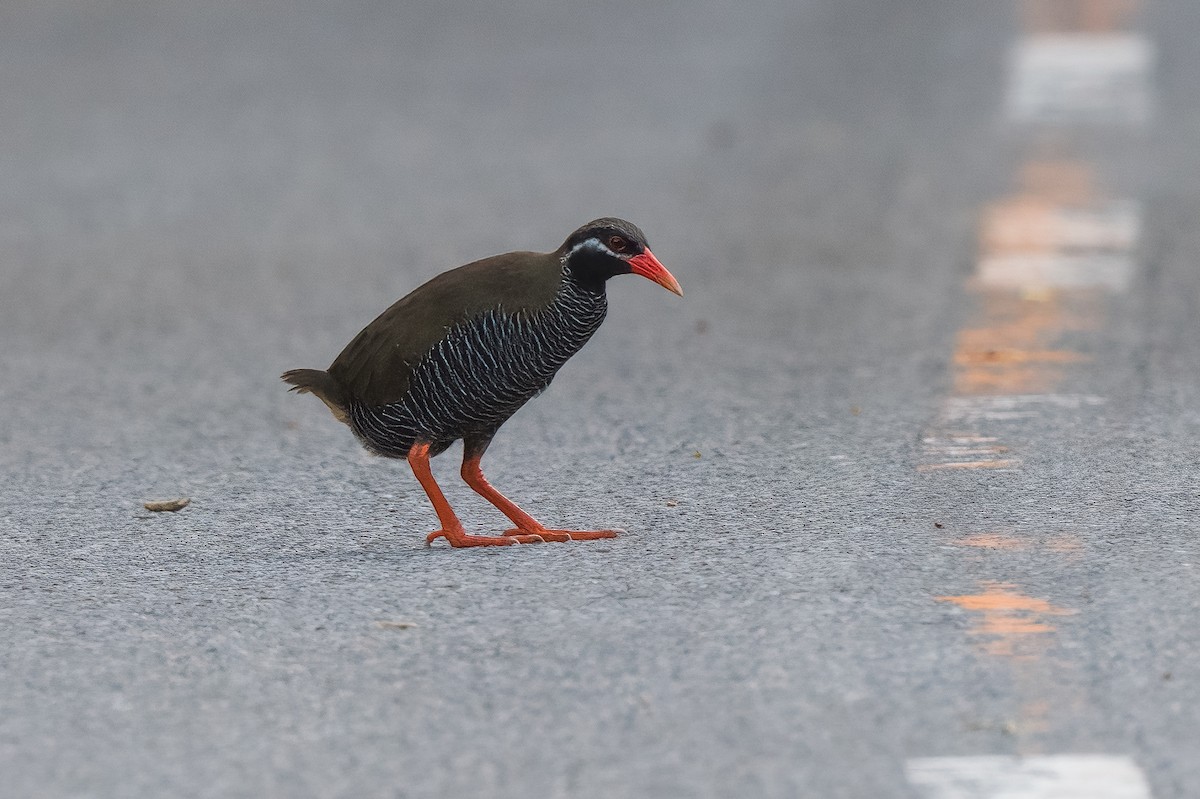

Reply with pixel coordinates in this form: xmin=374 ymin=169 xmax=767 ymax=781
xmin=328 ymin=251 xmax=562 ymax=407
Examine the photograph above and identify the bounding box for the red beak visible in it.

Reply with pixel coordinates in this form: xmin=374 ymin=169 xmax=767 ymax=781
xmin=627 ymin=249 xmax=683 ymax=296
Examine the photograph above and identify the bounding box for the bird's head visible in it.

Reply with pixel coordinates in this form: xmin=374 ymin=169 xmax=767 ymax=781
xmin=559 ymin=218 xmax=683 ymax=296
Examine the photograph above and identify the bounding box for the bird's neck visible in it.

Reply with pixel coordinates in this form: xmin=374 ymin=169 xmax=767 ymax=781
xmin=546 ymin=259 xmax=608 ymax=335
xmin=560 ymin=257 xmax=609 ymax=297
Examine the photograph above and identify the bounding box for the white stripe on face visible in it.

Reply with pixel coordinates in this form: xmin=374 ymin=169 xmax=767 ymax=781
xmin=566 ymin=237 xmax=622 ymax=261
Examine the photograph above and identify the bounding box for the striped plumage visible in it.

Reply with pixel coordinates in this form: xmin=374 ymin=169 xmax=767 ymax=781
xmin=346 ymin=262 xmax=607 ymax=459
xmin=282 ymin=217 xmax=682 ymax=548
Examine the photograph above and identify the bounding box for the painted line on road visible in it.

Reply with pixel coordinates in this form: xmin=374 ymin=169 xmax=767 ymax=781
xmin=917 ymin=459 xmax=1021 ymax=472
xmin=912 ymin=0 xmax=1155 ymax=785
xmin=921 ymin=2 xmax=1147 ymax=468
xmin=951 ymin=532 xmax=1084 ymax=553
xmin=1019 ymin=0 xmax=1142 ymax=34
xmin=918 ymin=157 xmax=1127 ymax=470
xmin=978 ymin=252 xmax=1135 ymax=291
xmin=1007 ymin=33 xmax=1155 ymax=124
xmin=906 ymin=754 xmax=1153 ymax=799
xmin=937 ymin=580 xmax=1077 ymax=655
xmin=954 ymin=532 xmax=1029 ymax=549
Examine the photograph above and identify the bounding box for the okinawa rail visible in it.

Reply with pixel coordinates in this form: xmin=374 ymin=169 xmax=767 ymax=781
xmin=282 ymin=218 xmax=682 ymax=548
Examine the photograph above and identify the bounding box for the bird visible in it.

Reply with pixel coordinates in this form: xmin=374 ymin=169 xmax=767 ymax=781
xmin=282 ymin=218 xmax=682 ymax=548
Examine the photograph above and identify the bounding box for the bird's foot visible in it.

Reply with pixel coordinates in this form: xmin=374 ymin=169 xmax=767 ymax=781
xmin=500 ymin=528 xmax=620 ymax=543
xmin=426 ymin=529 xmax=546 ymax=547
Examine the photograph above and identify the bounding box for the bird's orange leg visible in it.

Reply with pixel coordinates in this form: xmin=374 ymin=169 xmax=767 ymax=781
xmin=460 ymin=453 xmax=619 ymax=542
xmin=407 ymin=442 xmax=545 ymax=547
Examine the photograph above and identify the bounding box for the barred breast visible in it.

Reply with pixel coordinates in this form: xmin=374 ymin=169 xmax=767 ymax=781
xmin=348 ymin=272 xmax=607 ymax=457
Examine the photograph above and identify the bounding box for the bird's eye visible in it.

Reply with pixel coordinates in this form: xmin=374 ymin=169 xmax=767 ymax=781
xmin=608 ymin=236 xmax=628 ymax=253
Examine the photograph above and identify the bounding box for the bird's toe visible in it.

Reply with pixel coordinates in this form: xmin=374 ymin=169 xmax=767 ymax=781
xmin=501 ymin=528 xmax=618 ymax=542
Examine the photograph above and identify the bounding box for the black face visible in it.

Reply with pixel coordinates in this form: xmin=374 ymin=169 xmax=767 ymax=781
xmin=560 ymin=217 xmax=649 ymax=288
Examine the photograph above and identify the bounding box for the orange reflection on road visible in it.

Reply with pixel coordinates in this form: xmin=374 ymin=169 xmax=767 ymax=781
xmin=917 ymin=459 xmax=1021 ymax=472
xmin=952 ymin=532 xmax=1085 ymax=554
xmin=1046 ymin=533 xmax=1084 ymax=554
xmin=954 ymin=533 xmax=1029 ymax=549
xmin=919 ymin=159 xmax=1106 ymax=469
xmin=1020 ymin=0 xmax=1140 ymax=33
xmin=937 ymin=580 xmax=1077 ymax=658
xmin=953 ymin=159 xmax=1105 ymax=397
xmin=952 ymin=296 xmax=1094 ymax=396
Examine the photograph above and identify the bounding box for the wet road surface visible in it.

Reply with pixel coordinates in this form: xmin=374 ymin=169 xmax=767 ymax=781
xmin=2 ymin=1 xmax=1198 ymax=797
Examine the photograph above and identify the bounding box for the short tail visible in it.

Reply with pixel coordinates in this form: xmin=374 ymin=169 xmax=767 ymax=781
xmin=281 ymin=368 xmax=351 ymax=425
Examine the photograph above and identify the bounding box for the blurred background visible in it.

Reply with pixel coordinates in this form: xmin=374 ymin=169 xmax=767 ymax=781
xmin=0 ymin=0 xmax=998 ymax=357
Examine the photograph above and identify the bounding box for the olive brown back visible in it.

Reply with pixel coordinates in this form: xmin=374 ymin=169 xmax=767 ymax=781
xmin=327 ymin=251 xmax=563 ymax=408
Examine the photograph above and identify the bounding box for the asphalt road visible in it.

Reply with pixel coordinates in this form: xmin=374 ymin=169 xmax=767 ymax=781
xmin=2 ymin=1 xmax=1198 ymax=797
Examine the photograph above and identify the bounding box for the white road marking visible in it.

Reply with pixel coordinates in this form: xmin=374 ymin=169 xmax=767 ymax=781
xmin=920 ymin=435 xmax=1008 ymax=458
xmin=906 ymin=754 xmax=1153 ymax=799
xmin=1007 ymin=34 xmax=1155 ymax=124
xmin=941 ymin=394 xmax=1105 ymax=423
xmin=977 ymin=253 xmax=1134 ymax=291
xmin=978 ymin=199 xmax=1141 ymax=291
xmin=979 ymin=195 xmax=1137 ymax=289
xmin=919 ymin=396 xmax=1104 ymax=470
xmin=984 ymin=200 xmax=1140 ymax=253
xmin=918 ymin=459 xmax=1021 ymax=472
xmin=919 ymin=435 xmax=1019 ymax=471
